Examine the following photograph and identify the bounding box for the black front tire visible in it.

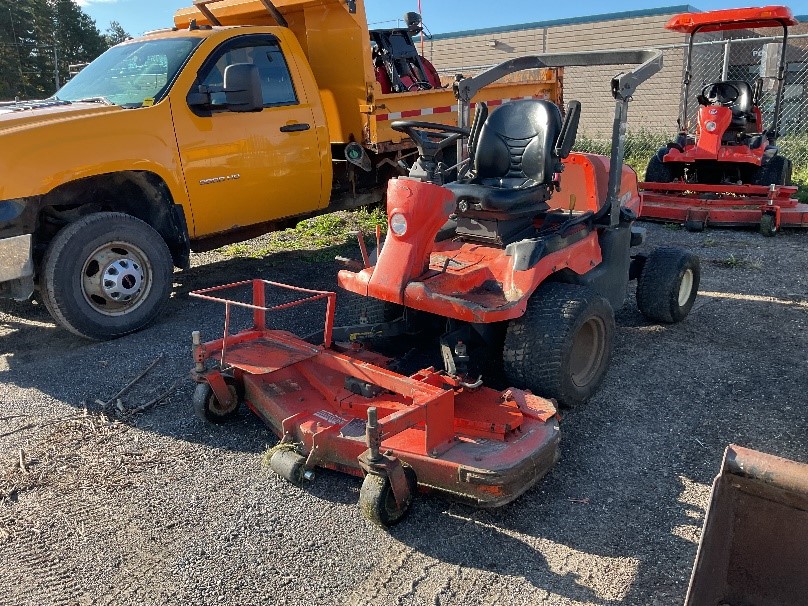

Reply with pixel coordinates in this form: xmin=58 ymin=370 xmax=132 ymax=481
xmin=503 ymin=283 xmax=615 ymax=409
xmin=645 ymin=150 xmax=681 ymax=183
xmin=754 ymin=155 xmax=792 ymax=187
xmin=40 ymin=212 xmax=173 ymax=340
xmin=636 ymin=247 xmax=700 ymax=323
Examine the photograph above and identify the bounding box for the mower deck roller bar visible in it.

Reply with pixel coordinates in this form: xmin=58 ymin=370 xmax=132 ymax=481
xmin=190 ymin=280 xmax=560 ymax=512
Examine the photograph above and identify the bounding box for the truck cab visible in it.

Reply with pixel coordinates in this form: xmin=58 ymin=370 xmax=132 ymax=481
xmin=0 ymin=0 xmax=560 ymax=340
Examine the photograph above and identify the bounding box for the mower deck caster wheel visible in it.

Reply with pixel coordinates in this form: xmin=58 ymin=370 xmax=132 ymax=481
xmin=359 ymin=466 xmax=417 ymax=527
xmin=684 ymin=219 xmax=705 ymax=232
xmin=760 ymin=213 xmax=778 ymax=237
xmin=193 ymin=381 xmax=241 ymax=424
xmin=269 ymin=449 xmax=310 ymax=486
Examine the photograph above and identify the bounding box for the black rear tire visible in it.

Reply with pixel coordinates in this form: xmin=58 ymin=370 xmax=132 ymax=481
xmin=636 ymin=247 xmax=700 ymax=323
xmin=503 ymin=283 xmax=615 ymax=409
xmin=40 ymin=212 xmax=173 ymax=340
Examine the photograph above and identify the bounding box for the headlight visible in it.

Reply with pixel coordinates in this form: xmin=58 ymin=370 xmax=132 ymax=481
xmin=705 ymin=121 xmax=717 ymax=132
xmin=390 ymin=213 xmax=408 ymax=236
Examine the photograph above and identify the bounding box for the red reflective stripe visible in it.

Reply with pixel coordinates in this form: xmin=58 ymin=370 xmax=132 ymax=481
xmin=400 ymin=109 xmax=422 ymax=118
xmin=377 ymin=114 xmax=389 ymax=121
xmin=433 ymin=106 xmax=453 ymax=114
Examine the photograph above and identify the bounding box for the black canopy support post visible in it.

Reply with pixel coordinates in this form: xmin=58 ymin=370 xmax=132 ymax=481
xmin=606 ymin=98 xmax=629 ymax=227
xmin=680 ymin=30 xmax=697 ymax=133
xmin=769 ymin=21 xmax=789 ymax=140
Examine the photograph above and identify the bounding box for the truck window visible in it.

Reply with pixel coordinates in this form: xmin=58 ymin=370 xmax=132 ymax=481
xmin=55 ymin=38 xmax=202 ymax=108
xmin=201 ymin=41 xmax=297 ymax=109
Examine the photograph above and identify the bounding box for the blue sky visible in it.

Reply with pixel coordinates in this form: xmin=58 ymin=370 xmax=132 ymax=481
xmin=80 ymin=0 xmax=808 ymax=37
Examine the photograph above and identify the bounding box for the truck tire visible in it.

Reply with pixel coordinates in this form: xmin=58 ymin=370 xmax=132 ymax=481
xmin=40 ymin=212 xmax=173 ymax=340
xmin=503 ymin=283 xmax=615 ymax=408
xmin=636 ymin=247 xmax=700 ymax=323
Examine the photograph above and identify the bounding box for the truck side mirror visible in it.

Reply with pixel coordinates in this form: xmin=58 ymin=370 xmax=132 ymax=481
xmin=224 ymin=63 xmax=263 ymax=112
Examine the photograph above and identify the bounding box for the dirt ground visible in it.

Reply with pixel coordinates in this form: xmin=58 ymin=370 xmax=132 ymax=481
xmin=1 ymin=222 xmax=806 ymax=606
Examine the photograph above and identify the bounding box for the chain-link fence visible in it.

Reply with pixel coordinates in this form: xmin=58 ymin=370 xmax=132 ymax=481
xmin=432 ymin=31 xmax=808 ymax=182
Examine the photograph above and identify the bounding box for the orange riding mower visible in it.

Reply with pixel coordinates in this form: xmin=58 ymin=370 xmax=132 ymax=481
xmin=190 ymin=49 xmax=700 ymax=526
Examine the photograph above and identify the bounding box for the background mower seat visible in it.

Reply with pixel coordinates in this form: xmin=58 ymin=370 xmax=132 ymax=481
xmin=701 ymin=80 xmax=755 ymax=130
xmin=446 ymin=99 xmax=566 ymax=215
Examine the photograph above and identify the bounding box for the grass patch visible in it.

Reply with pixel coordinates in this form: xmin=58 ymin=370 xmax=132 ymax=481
xmin=711 ymin=254 xmax=762 ymax=270
xmin=574 ymin=130 xmax=669 ymax=176
xmin=220 ymin=206 xmax=387 ymax=260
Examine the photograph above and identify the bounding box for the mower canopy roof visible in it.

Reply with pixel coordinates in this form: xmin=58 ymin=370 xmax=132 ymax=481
xmin=666 ymin=5 xmax=797 ymax=34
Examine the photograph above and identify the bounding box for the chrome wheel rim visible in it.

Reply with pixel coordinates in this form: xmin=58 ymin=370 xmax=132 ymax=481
xmin=81 ymin=241 xmax=152 ymax=316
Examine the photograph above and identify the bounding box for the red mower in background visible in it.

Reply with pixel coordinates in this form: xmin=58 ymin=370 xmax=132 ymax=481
xmin=640 ymin=6 xmax=808 ymax=235
xmin=190 ymin=49 xmax=701 ymax=526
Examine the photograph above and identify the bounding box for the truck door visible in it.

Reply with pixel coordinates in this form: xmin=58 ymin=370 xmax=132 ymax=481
xmin=174 ymin=34 xmax=324 ymax=237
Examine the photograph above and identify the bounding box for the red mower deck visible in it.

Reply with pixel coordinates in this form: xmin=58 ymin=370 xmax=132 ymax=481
xmin=639 ymin=182 xmax=808 ymax=233
xmin=190 ymin=280 xmax=560 ymax=518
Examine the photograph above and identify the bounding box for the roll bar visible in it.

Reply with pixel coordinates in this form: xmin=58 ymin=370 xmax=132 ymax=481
xmin=452 ymin=49 xmax=663 ymax=227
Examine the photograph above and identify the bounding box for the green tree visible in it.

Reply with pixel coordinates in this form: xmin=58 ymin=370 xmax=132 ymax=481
xmin=51 ymin=0 xmax=105 ymax=91
xmin=103 ymin=20 xmax=130 ymax=47
xmin=0 ymin=0 xmax=107 ymax=99
xmin=0 ymin=0 xmax=54 ymax=99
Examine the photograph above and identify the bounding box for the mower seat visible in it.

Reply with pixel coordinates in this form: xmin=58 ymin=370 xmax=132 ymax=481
xmin=445 ymin=99 xmax=564 ymax=217
xmin=702 ymin=80 xmax=755 ymax=130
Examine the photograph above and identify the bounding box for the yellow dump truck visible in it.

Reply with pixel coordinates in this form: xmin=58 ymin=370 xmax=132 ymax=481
xmin=0 ymin=0 xmax=559 ymax=340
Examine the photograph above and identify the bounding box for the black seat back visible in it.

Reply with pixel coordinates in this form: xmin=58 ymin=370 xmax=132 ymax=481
xmin=474 ymin=99 xmax=563 ymax=188
xmin=704 ymin=80 xmax=754 ymax=116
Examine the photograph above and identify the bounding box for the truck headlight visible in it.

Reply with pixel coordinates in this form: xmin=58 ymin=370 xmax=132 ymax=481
xmin=705 ymin=121 xmax=717 ymax=132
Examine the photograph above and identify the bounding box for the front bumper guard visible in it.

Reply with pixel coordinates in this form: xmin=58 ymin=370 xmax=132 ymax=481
xmin=0 ymin=234 xmax=34 ymax=300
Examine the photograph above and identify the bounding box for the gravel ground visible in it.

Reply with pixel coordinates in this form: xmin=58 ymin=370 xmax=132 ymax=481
xmin=1 ymin=222 xmax=806 ymax=606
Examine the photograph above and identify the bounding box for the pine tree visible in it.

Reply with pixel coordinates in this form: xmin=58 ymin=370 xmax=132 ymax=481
xmin=0 ymin=0 xmax=108 ymax=99
xmin=103 ymin=20 xmax=130 ymax=47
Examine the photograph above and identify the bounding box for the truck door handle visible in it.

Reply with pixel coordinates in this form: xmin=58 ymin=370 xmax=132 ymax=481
xmin=280 ymin=123 xmax=311 ymax=132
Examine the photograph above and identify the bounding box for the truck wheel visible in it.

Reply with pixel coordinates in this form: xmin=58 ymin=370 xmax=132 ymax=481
xmin=644 ymin=149 xmax=682 ymax=183
xmin=636 ymin=247 xmax=700 ymax=323
xmin=503 ymin=283 xmax=615 ymax=408
xmin=40 ymin=212 xmax=173 ymax=340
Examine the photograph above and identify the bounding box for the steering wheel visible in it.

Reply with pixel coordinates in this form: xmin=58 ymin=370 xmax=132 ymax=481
xmin=700 ymin=82 xmax=740 ymax=107
xmin=406 ymin=81 xmax=433 ymax=91
xmin=391 ymin=120 xmax=469 ymax=159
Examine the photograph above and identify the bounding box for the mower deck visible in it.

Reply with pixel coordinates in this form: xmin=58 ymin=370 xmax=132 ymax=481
xmin=639 ymin=182 xmax=808 ymax=231
xmin=191 ymin=280 xmax=560 ymax=509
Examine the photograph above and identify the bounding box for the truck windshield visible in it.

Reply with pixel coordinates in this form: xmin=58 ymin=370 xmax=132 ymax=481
xmin=55 ymin=38 xmax=202 ymax=108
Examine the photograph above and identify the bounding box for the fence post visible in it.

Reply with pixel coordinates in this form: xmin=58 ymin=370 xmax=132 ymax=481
xmin=721 ymin=39 xmax=731 ymax=81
